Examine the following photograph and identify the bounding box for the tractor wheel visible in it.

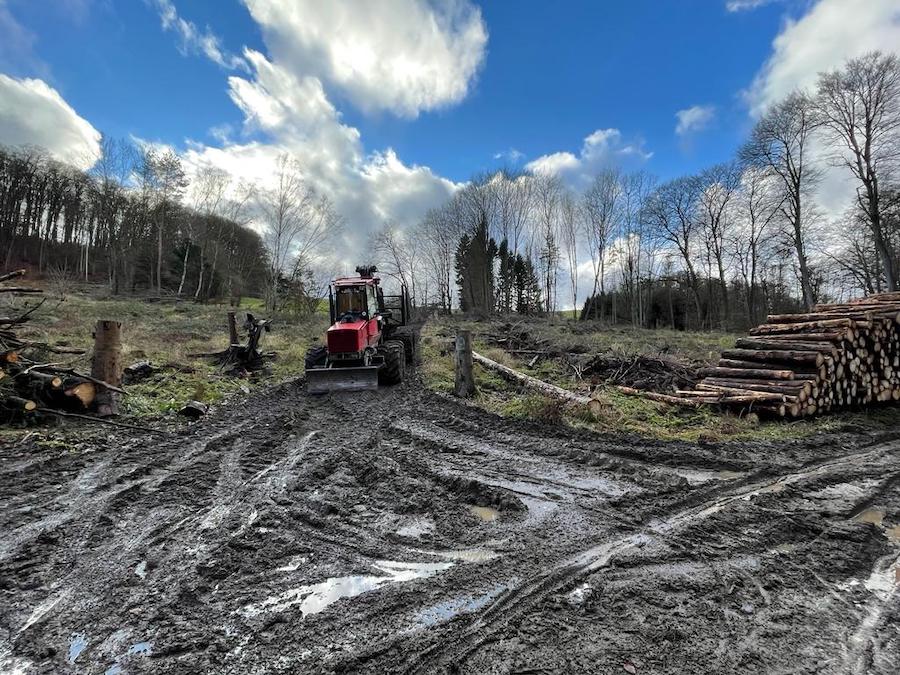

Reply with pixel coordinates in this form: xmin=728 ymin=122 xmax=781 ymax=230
xmin=304 ymin=345 xmax=327 ymax=369
xmin=379 ymin=340 xmax=405 ymax=385
xmin=393 ymin=328 xmax=419 ymax=364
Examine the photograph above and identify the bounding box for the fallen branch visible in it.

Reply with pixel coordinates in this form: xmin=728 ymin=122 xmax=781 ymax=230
xmin=472 ymin=350 xmax=601 ymax=416
xmin=0 ymin=269 xmax=26 ymax=283
xmin=35 ymin=408 xmax=171 ymax=435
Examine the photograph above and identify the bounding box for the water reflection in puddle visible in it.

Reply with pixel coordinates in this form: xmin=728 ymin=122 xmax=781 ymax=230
xmin=468 ymin=505 xmax=500 ymax=522
xmin=397 ymin=519 xmax=436 ymax=538
xmin=414 ymin=581 xmax=514 ymax=627
xmin=68 ymin=633 xmax=87 ymax=664
xmin=241 ymin=560 xmax=453 ymax=618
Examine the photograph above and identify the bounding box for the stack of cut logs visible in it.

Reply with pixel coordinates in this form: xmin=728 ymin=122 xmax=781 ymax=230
xmin=668 ymin=292 xmax=900 ymax=417
xmin=0 ymin=269 xmax=112 ymax=419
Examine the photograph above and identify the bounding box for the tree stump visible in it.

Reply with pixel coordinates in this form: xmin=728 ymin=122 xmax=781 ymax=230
xmin=454 ymin=331 xmax=476 ymax=398
xmin=92 ymin=320 xmax=123 ymax=417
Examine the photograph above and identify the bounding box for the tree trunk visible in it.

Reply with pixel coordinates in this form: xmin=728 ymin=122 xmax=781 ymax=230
xmin=91 ymin=320 xmax=123 ymax=417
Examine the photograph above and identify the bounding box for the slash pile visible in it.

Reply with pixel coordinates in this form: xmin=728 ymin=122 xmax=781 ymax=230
xmin=671 ymin=292 xmax=900 ymax=417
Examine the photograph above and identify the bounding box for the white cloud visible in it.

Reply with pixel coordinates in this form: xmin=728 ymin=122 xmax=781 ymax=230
xmin=526 ymin=128 xmax=652 ymax=187
xmin=726 ymin=0 xmax=782 ymax=12
xmin=149 ymin=0 xmax=249 ymax=71
xmin=493 ymin=148 xmax=525 ymax=163
xmin=180 ymin=51 xmax=459 ymax=260
xmin=675 ymin=104 xmax=716 ymax=136
xmin=747 ymin=0 xmax=900 ymax=113
xmin=0 ymin=74 xmax=101 ymax=169
xmin=241 ymin=0 xmax=488 ymax=117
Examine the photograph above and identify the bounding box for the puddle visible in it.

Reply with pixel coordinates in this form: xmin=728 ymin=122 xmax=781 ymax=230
xmin=127 ymin=641 xmax=152 ymax=656
xmin=863 ymin=560 xmax=900 ymax=598
xmin=275 ymin=555 xmax=307 ymax=572
xmin=68 ymin=633 xmax=87 ymax=664
xmin=566 ymin=583 xmax=593 ymax=605
xmin=674 ymin=468 xmax=744 ymax=485
xmin=468 ymin=505 xmax=500 ymax=522
xmin=414 ymin=581 xmax=514 ymax=627
xmin=397 ymin=519 xmax=436 ymax=538
xmin=856 ymin=509 xmax=885 ymax=527
xmin=853 ymin=508 xmax=900 ymax=543
xmin=134 ymin=561 xmax=147 ymax=579
xmin=432 ymin=548 xmax=499 ymax=563
xmin=241 ymin=560 xmax=453 ymax=618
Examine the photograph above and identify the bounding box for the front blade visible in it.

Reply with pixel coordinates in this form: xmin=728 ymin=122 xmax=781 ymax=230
xmin=306 ymin=366 xmax=379 ymax=394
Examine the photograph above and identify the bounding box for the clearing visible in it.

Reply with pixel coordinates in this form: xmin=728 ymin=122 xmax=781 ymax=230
xmin=2 ymin=303 xmax=900 ymax=673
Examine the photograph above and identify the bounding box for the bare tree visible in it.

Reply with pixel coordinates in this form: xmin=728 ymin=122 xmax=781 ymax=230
xmin=817 ymin=51 xmax=900 ymax=290
xmin=533 ymin=173 xmax=562 ymax=312
xmin=619 ymin=170 xmax=656 ymax=326
xmin=731 ymin=167 xmax=783 ymax=324
xmin=697 ymin=161 xmax=742 ymax=325
xmin=257 ymin=154 xmax=338 ymax=311
xmin=559 ymin=190 xmax=580 ymax=318
xmin=741 ymin=91 xmax=821 ymax=309
xmin=644 ymin=175 xmax=705 ymax=326
xmin=581 ymin=168 xmax=621 ymax=319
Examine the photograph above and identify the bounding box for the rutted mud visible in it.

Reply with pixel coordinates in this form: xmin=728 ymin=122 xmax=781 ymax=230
xmin=2 ymin=376 xmax=900 ymax=673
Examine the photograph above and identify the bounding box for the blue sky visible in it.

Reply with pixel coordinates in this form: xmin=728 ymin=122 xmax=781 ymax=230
xmin=1 ymin=0 xmax=899 ymax=241
xmin=3 ymin=0 xmax=786 ymax=180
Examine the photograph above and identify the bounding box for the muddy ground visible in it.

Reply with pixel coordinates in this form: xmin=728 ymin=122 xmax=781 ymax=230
xmin=2 ymin=373 xmax=900 ymax=674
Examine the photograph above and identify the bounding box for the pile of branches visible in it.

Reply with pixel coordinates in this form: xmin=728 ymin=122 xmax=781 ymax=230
xmin=583 ymin=353 xmax=699 ymax=392
xmin=1 ymin=270 xmax=117 ymax=421
xmin=638 ymin=292 xmax=900 ymax=417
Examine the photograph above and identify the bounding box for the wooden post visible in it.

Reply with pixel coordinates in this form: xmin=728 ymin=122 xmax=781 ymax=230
xmin=454 ymin=331 xmax=476 ymax=398
xmin=227 ymin=311 xmax=239 ymax=346
xmin=92 ymin=320 xmax=123 ymax=417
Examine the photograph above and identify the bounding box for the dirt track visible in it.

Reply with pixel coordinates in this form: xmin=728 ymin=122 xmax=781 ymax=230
xmin=2 ymin=376 xmax=900 ymax=674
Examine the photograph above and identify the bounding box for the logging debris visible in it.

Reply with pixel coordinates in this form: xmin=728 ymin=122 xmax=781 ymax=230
xmin=0 ymin=273 xmax=117 ymax=422
xmin=193 ymin=313 xmax=275 ymax=376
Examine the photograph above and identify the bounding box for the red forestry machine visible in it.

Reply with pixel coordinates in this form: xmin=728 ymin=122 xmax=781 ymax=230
xmin=305 ymin=266 xmax=417 ymax=394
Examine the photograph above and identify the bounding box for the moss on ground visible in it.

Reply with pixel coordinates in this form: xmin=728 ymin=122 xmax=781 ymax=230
xmin=421 ymin=314 xmax=900 ymax=443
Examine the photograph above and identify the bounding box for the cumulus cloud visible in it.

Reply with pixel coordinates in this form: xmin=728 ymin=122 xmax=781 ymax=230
xmin=0 ymin=74 xmax=101 ymax=169
xmin=747 ymin=0 xmax=900 ymax=113
xmin=241 ymin=0 xmax=488 ymax=117
xmin=148 ymin=0 xmax=249 ymax=71
xmin=180 ymin=50 xmax=459 ymax=259
xmin=526 ymin=128 xmax=652 ymax=187
xmin=675 ymin=104 xmax=716 ymax=136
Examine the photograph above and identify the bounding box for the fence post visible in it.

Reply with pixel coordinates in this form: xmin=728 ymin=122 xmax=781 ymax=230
xmin=454 ymin=330 xmax=476 ymax=398
xmin=92 ymin=319 xmax=123 ymax=417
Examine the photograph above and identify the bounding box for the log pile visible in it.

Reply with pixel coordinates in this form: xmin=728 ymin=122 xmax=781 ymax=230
xmin=656 ymin=292 xmax=900 ymax=417
xmin=0 ymin=270 xmax=119 ymax=421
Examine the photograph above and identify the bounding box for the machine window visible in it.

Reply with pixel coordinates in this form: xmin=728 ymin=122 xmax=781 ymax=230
xmin=335 ymin=287 xmax=368 ymax=317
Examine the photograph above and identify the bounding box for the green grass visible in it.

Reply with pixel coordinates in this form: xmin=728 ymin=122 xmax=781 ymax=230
xmin=10 ymin=292 xmax=329 ymax=420
xmin=421 ymin=314 xmax=900 ymax=442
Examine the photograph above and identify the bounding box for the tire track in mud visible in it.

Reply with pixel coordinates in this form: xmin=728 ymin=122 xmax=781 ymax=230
xmin=350 ymin=438 xmax=900 ymax=673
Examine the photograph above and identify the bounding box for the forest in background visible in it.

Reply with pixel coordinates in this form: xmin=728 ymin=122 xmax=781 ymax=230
xmin=2 ymin=52 xmax=899 ymax=332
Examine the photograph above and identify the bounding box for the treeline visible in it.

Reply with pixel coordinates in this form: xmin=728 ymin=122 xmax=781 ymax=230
xmin=0 ymin=138 xmax=269 ymax=301
xmin=373 ymin=50 xmax=900 ymax=331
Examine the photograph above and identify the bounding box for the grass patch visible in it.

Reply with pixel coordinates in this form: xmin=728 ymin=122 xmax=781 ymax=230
xmin=421 ymin=314 xmax=900 ymax=442
xmin=11 ymin=291 xmax=329 ymax=421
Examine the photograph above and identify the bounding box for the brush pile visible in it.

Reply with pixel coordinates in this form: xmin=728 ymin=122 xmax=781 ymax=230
xmin=664 ymin=292 xmax=900 ymax=417
xmin=0 ymin=270 xmax=111 ymax=420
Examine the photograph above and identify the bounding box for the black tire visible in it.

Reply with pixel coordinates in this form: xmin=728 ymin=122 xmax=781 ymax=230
xmin=304 ymin=346 xmax=327 ymax=369
xmin=379 ymin=340 xmax=405 ymax=385
xmin=393 ymin=328 xmax=419 ymax=364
